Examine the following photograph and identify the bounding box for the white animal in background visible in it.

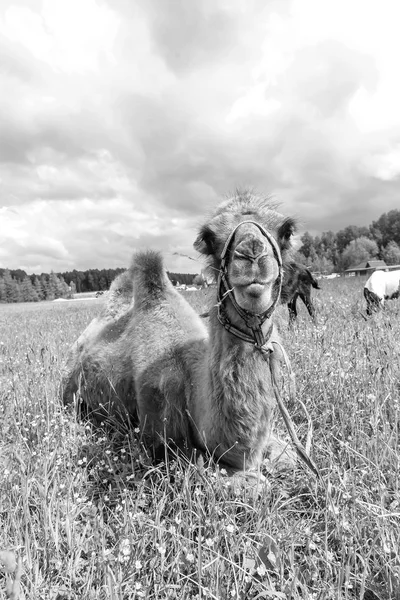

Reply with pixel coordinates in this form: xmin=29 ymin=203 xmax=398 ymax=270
xmin=364 ymin=269 xmax=400 ymax=315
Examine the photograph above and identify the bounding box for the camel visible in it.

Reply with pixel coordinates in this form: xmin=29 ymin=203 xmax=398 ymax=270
xmin=364 ymin=269 xmax=400 ymax=315
xmin=62 ymin=190 xmax=303 ymax=473
xmin=280 ymin=262 xmax=321 ymax=323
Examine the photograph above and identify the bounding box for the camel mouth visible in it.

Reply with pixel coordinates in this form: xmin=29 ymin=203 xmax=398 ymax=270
xmin=245 ymin=282 xmax=266 ymax=298
xmin=233 ymin=281 xmax=274 ymax=314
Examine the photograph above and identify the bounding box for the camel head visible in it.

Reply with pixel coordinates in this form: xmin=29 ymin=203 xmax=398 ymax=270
xmin=194 ymin=190 xmax=297 ymax=318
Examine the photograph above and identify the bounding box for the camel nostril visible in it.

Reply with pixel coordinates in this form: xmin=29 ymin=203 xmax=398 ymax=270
xmin=235 ymin=237 xmax=267 ymax=259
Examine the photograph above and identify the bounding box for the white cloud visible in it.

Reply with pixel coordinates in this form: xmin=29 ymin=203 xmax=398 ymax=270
xmin=226 ymin=84 xmax=281 ymax=123
xmin=1 ymin=0 xmax=119 ymax=72
xmin=0 ymin=196 xmax=203 ymax=273
xmin=1 ymin=0 xmax=400 ymax=275
xmin=363 ymin=146 xmax=400 ymax=181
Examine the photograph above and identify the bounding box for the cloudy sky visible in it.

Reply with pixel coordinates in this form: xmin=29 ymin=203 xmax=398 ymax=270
xmin=1 ymin=0 xmax=400 ymax=275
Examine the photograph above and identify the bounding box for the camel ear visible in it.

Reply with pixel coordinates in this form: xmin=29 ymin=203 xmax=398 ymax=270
xmin=277 ymin=217 xmax=297 ymax=250
xmin=194 ymin=224 xmax=216 ymax=256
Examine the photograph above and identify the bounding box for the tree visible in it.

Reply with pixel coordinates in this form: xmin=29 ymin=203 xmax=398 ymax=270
xmin=297 ymin=251 xmax=334 ymax=274
xmin=99 ymin=276 xmax=108 ymax=291
xmin=0 ymin=268 xmax=27 ymax=282
xmin=33 ymin=276 xmax=45 ymax=301
xmin=0 ymin=278 xmax=6 ymax=302
xmin=71 ymin=270 xmax=83 ymax=293
xmin=20 ymin=276 xmax=38 ymax=302
xmin=58 ymin=276 xmax=71 ymax=298
xmin=340 ymin=237 xmax=379 ymax=270
xmin=294 ymin=251 xmax=308 ymax=266
xmin=381 ymin=241 xmax=400 ymax=265
xmin=371 ymin=209 xmax=400 ymax=248
xmin=311 ymin=256 xmax=335 ymax=274
xmin=298 ymin=232 xmax=315 ymax=260
xmin=40 ymin=274 xmax=49 ymax=300
xmin=87 ymin=271 xmax=96 ymax=291
xmin=320 ymin=231 xmax=338 ymax=266
xmin=47 ymin=271 xmax=64 ymax=300
xmin=3 ymin=269 xmax=20 ymax=303
xmin=336 ymin=225 xmax=370 ymax=254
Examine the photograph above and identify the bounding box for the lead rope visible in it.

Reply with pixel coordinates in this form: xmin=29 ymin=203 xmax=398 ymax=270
xmin=268 ymin=340 xmax=321 ymax=480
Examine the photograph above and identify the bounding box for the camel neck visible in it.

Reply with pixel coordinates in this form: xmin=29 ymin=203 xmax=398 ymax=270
xmin=196 ymin=305 xmax=275 ymax=469
xmin=216 ymin=297 xmax=275 ymax=351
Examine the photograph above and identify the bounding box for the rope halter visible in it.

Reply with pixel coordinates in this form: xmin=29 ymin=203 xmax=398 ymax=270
xmin=217 ymin=220 xmax=283 ymax=352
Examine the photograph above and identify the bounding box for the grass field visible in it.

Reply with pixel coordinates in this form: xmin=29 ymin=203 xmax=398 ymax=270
xmin=0 ymin=277 xmax=399 ymax=599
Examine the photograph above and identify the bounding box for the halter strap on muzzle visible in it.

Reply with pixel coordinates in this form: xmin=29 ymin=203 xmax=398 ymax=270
xmin=217 ymin=220 xmax=283 ymax=351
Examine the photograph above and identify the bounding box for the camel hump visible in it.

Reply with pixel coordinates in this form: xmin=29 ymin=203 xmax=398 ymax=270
xmin=130 ymin=250 xmax=171 ymax=305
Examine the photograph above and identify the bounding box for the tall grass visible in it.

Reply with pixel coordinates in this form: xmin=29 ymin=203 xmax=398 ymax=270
xmin=0 ymin=278 xmax=399 ymax=599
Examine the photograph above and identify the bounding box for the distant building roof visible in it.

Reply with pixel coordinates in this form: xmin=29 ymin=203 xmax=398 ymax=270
xmin=366 ymin=260 xmax=387 ymax=268
xmin=346 ymin=259 xmax=387 ymax=273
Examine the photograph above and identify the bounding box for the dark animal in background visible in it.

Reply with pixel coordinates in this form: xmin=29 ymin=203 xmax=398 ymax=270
xmin=280 ymin=262 xmax=320 ymax=322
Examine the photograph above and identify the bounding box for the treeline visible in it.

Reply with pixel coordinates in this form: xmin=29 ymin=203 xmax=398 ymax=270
xmin=296 ymin=209 xmax=400 ymax=273
xmin=2 ymin=207 xmax=399 ymax=304
xmin=0 ymin=266 xmax=199 ymax=304
xmin=60 ymin=268 xmax=126 ymax=293
xmin=0 ymin=267 xmax=128 ymax=304
xmin=0 ymin=270 xmax=73 ymax=303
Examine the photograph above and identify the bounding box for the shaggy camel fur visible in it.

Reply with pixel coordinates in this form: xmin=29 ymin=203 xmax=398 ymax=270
xmin=62 ymin=191 xmax=298 ymax=472
xmin=280 ymin=262 xmax=320 ymax=323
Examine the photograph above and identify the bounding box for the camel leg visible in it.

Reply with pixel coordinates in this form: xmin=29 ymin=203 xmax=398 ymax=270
xmin=287 ymin=293 xmax=298 ymax=323
xmin=136 ymin=383 xmax=167 ymax=456
xmin=299 ymin=292 xmax=316 ymax=321
xmin=136 ymin=379 xmax=193 ymax=460
xmin=264 ymin=435 xmax=297 ymax=470
xmin=366 ymin=301 xmax=373 ymax=316
xmin=364 ymin=288 xmax=382 ymax=315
